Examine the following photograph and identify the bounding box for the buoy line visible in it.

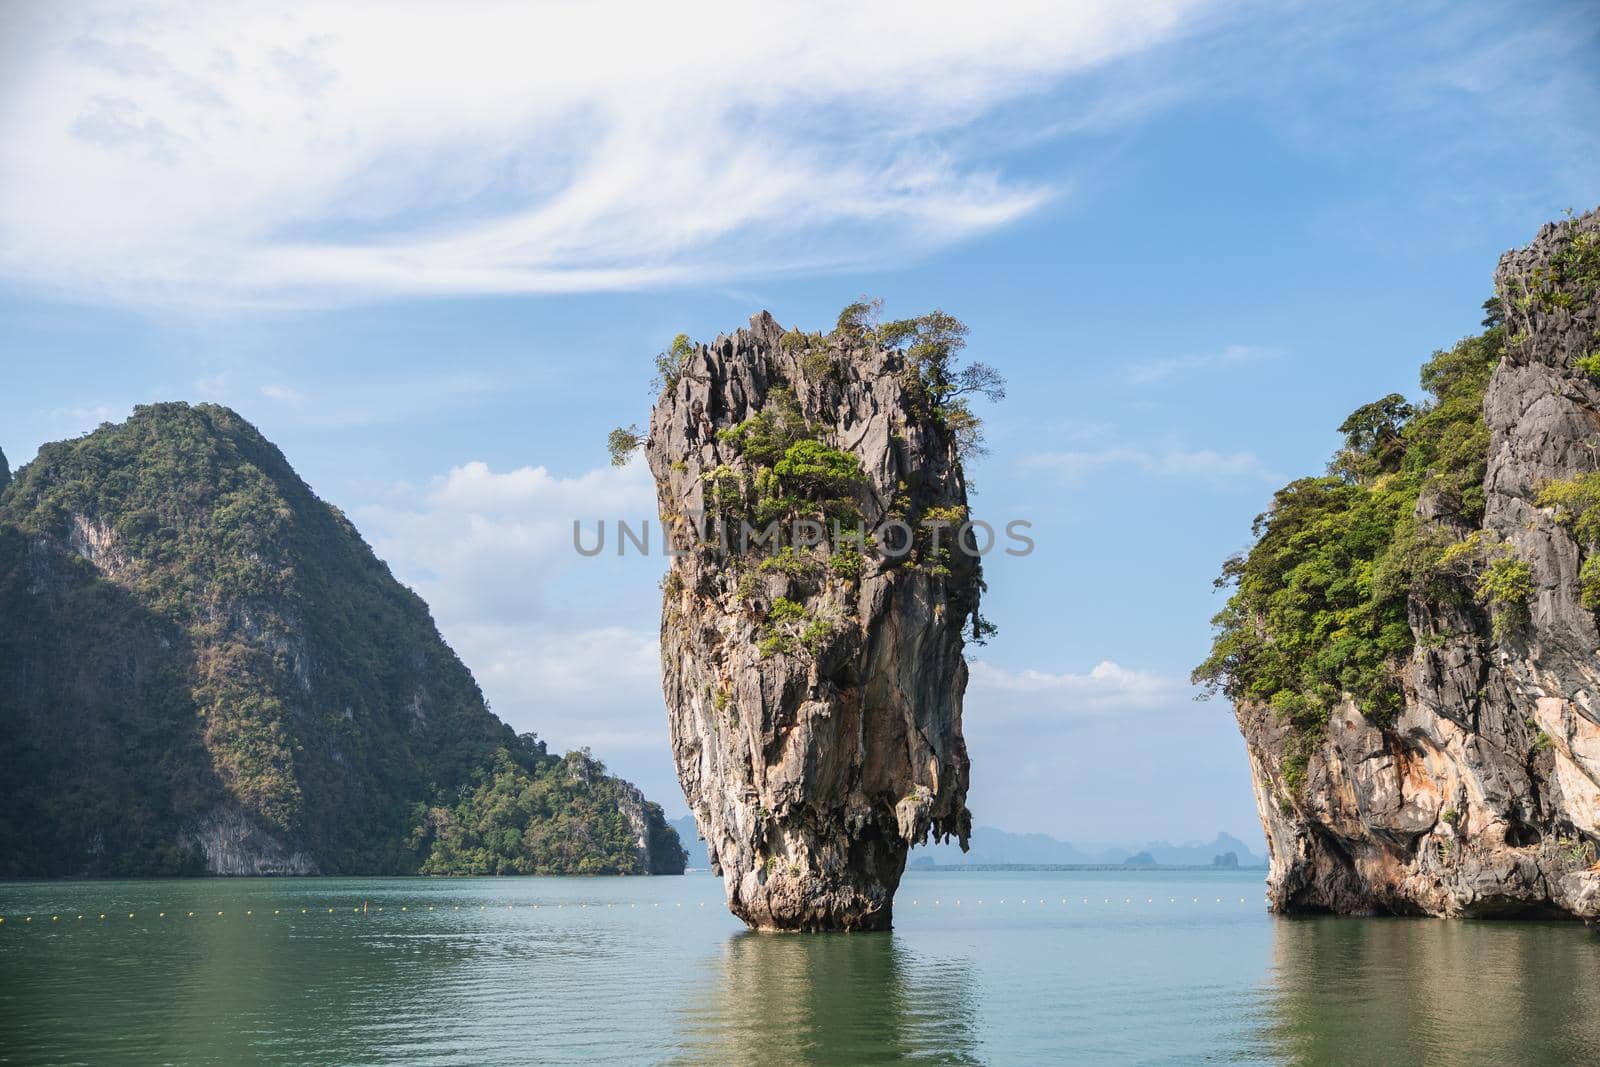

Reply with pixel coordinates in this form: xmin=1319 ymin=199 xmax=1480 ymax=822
xmin=0 ymin=895 xmax=1258 ymax=929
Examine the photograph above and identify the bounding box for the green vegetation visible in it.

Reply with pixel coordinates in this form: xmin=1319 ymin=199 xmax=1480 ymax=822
xmin=1537 ymin=472 xmax=1600 ymax=607
xmin=1194 ymin=327 xmax=1507 ymax=780
xmin=880 ymin=310 xmax=1005 ymax=459
xmin=1477 ymin=554 xmax=1534 ymax=639
xmin=759 ymin=545 xmax=821 ymax=580
xmin=412 ymin=746 xmax=684 ymax=876
xmin=653 ymin=332 xmax=695 ymax=392
xmin=757 ymin=595 xmax=834 ymax=658
xmin=607 ymin=424 xmax=644 ymax=466
xmin=712 ymin=388 xmax=867 ymax=530
xmin=0 ymin=404 xmax=681 ymax=877
xmin=1501 ymin=218 xmax=1600 ymax=364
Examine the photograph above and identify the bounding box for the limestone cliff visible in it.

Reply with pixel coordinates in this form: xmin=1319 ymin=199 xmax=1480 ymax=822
xmin=645 ymin=311 xmax=987 ymax=930
xmin=1208 ymin=210 xmax=1600 ymax=917
xmin=0 ymin=403 xmax=683 ymax=878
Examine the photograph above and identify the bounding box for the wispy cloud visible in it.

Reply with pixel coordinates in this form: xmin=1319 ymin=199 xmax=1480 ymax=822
xmin=0 ymin=0 xmax=1218 ymax=307
xmin=259 ymin=383 xmax=304 ymax=404
xmin=1126 ymin=344 xmax=1275 ymax=385
xmin=968 ymin=659 xmax=1185 ymax=712
xmin=1025 ymin=445 xmax=1281 ymax=486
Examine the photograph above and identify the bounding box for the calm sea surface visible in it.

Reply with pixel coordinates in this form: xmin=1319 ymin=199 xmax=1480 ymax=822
xmin=2 ymin=868 xmax=1597 ymax=1065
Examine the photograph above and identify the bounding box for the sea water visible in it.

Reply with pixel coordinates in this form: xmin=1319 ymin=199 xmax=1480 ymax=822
xmin=2 ymin=868 xmax=1597 ymax=1064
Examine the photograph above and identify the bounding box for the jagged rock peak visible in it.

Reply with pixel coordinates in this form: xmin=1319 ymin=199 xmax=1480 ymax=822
xmin=646 ymin=308 xmax=990 ymax=930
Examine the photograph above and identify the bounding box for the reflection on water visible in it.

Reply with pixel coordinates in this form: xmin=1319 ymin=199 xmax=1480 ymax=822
xmin=1262 ymin=918 xmax=1600 ymax=1065
xmin=674 ymin=931 xmax=980 ymax=1064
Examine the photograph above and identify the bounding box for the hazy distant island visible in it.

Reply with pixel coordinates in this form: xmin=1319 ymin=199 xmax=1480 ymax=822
xmin=671 ymin=816 xmax=1265 ymax=871
xmin=0 ymin=405 xmax=685 ymax=879
xmin=1197 ymin=209 xmax=1600 ymax=918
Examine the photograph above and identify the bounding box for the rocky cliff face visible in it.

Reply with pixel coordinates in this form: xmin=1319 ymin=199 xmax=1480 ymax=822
xmin=646 ymin=311 xmax=982 ymax=930
xmin=1235 ymin=211 xmax=1600 ymax=917
xmin=0 ymin=403 xmax=682 ymax=878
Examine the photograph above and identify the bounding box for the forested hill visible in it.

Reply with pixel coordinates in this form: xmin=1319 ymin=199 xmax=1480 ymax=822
xmin=0 ymin=403 xmax=683 ymax=878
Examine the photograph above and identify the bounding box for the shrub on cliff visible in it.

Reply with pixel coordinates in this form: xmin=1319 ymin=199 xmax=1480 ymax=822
xmin=1195 ymin=325 xmax=1508 ymax=768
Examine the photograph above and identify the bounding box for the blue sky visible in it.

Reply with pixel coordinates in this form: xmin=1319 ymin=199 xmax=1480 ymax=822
xmin=2 ymin=0 xmax=1596 ymax=848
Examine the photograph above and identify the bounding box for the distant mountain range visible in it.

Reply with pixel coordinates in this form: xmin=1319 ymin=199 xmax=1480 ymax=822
xmin=671 ymin=815 xmax=1265 ymax=870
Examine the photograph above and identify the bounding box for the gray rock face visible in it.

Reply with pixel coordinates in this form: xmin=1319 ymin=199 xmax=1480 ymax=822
xmin=1242 ymin=210 xmax=1600 ymax=917
xmin=646 ymin=312 xmax=980 ymax=930
xmin=613 ymin=773 xmax=690 ymax=875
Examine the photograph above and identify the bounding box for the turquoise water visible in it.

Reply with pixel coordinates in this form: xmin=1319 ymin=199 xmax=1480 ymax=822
xmin=2 ymin=869 xmax=1597 ymax=1064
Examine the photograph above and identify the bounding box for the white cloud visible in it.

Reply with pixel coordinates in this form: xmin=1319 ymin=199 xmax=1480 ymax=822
xmin=353 ymin=453 xmax=683 ymax=802
xmin=0 ymin=0 xmax=1217 ymax=306
xmin=360 ymin=456 xmax=657 ymax=622
xmin=449 ymin=622 xmax=664 ymax=749
xmin=1125 ymin=344 xmax=1275 ymax=385
xmin=968 ymin=658 xmax=1184 ymax=714
xmin=1025 ymin=445 xmax=1280 ymax=486
xmin=260 ymin=382 xmax=304 ymax=403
